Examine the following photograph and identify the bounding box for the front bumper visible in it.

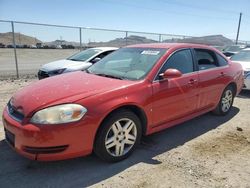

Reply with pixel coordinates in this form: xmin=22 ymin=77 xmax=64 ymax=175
xmin=2 ymin=107 xmax=98 ymax=161
xmin=243 ymin=78 xmax=250 ymax=90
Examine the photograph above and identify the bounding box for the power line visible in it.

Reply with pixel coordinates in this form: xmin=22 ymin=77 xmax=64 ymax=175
xmin=159 ymin=0 xmax=240 ymax=15
xmin=103 ymin=0 xmax=238 ymax=22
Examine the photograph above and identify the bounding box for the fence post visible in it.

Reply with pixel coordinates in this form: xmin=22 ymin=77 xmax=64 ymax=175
xmin=159 ymin=34 xmax=162 ymax=43
xmin=79 ymin=27 xmax=82 ymax=51
xmin=11 ymin=21 xmax=19 ymax=79
xmin=125 ymin=31 xmax=128 ymax=46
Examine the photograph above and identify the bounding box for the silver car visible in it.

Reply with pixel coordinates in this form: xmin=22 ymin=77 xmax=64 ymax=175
xmin=231 ymin=48 xmax=250 ymax=90
xmin=38 ymin=47 xmax=118 ymax=79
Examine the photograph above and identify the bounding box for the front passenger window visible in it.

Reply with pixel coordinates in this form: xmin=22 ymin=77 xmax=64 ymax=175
xmin=157 ymin=49 xmax=194 ymax=80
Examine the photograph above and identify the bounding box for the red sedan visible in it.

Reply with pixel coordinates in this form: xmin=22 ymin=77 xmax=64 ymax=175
xmin=2 ymin=43 xmax=243 ymax=162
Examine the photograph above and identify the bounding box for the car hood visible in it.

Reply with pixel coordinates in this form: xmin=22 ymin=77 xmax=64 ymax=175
xmin=11 ymin=72 xmax=134 ymax=117
xmin=41 ymin=59 xmax=92 ymax=71
xmin=232 ymin=61 xmax=250 ymax=71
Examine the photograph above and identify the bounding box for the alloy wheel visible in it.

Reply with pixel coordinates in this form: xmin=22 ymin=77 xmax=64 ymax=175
xmin=105 ymin=118 xmax=137 ymax=157
xmin=221 ymin=89 xmax=233 ymax=112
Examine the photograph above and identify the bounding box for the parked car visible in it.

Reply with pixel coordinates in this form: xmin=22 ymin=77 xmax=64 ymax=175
xmin=0 ymin=43 xmax=5 ymax=48
xmin=38 ymin=47 xmax=118 ymax=79
xmin=2 ymin=43 xmax=243 ymax=162
xmin=231 ymin=48 xmax=250 ymax=90
xmin=212 ymin=45 xmax=224 ymax=51
xmin=30 ymin=45 xmax=37 ymax=49
xmin=222 ymin=45 xmax=247 ymax=57
xmin=7 ymin=44 xmax=14 ymax=48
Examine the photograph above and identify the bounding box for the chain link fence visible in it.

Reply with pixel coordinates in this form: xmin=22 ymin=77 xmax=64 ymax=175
xmin=0 ymin=20 xmax=249 ymax=78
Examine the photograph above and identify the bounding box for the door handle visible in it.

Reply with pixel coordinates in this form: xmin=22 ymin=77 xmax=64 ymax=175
xmin=188 ymin=79 xmax=197 ymax=85
xmin=219 ymin=72 xmax=226 ymax=77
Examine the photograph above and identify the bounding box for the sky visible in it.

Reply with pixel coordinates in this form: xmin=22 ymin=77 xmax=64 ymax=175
xmin=0 ymin=0 xmax=250 ymax=43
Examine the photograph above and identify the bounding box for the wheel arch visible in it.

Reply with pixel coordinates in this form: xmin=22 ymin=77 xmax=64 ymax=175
xmin=227 ymin=82 xmax=237 ymax=96
xmin=94 ymin=104 xmax=148 ymax=143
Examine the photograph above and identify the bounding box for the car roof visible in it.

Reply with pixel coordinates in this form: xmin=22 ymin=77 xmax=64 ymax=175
xmin=126 ymin=43 xmax=215 ymax=49
xmin=92 ymin=47 xmax=119 ymax=51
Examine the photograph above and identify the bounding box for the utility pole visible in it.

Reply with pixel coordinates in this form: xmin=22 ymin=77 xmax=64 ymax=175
xmin=235 ymin=12 xmax=242 ymax=45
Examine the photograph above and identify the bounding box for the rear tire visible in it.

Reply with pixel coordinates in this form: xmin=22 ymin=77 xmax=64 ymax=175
xmin=94 ymin=110 xmax=142 ymax=162
xmin=213 ymin=85 xmax=234 ymax=116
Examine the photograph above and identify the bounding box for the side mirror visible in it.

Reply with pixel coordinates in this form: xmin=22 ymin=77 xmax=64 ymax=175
xmin=159 ymin=68 xmax=182 ymax=80
xmin=92 ymin=57 xmax=101 ymax=63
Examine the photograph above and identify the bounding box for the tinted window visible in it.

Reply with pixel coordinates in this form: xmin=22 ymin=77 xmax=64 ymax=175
xmin=216 ymin=53 xmax=228 ymax=66
xmin=68 ymin=48 xmax=101 ymax=61
xmin=195 ymin=49 xmax=218 ymax=70
xmin=96 ymin=50 xmax=114 ymax=59
xmin=157 ymin=49 xmax=193 ymax=79
xmin=157 ymin=49 xmax=194 ymax=79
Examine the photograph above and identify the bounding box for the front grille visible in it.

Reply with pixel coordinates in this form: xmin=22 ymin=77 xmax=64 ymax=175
xmin=4 ymin=128 xmax=15 ymax=147
xmin=38 ymin=70 xmax=49 ymax=79
xmin=23 ymin=145 xmax=68 ymax=154
xmin=244 ymin=71 xmax=250 ymax=79
xmin=7 ymin=102 xmax=24 ymax=122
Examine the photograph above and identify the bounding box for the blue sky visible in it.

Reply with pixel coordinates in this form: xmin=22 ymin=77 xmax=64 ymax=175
xmin=0 ymin=0 xmax=250 ymax=43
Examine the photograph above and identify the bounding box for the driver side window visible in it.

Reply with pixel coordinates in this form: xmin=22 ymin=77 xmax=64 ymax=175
xmin=157 ymin=49 xmax=194 ymax=80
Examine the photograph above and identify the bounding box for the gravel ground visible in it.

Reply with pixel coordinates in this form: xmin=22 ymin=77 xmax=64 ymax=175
xmin=0 ymin=79 xmax=249 ymax=188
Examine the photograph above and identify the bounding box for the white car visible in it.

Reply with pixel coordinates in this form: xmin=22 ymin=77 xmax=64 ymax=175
xmin=231 ymin=48 xmax=250 ymax=90
xmin=38 ymin=47 xmax=118 ymax=79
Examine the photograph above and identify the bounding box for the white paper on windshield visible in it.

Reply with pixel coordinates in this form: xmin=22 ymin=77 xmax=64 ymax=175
xmin=141 ymin=50 xmax=160 ymax=55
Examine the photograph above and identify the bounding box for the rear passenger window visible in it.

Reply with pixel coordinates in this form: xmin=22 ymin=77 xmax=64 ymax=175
xmin=216 ymin=53 xmax=228 ymax=66
xmin=195 ymin=49 xmax=218 ymax=70
xmin=158 ymin=49 xmax=194 ymax=78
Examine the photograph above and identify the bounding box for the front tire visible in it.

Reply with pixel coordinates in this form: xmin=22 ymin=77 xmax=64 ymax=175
xmin=213 ymin=85 xmax=234 ymax=116
xmin=94 ymin=110 xmax=142 ymax=162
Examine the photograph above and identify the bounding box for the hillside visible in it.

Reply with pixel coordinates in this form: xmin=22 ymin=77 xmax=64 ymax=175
xmin=88 ymin=35 xmax=234 ymax=47
xmin=0 ymin=32 xmax=41 ymax=45
xmin=44 ymin=40 xmax=80 ymax=47
xmin=0 ymin=32 xmax=234 ymax=47
xmin=88 ymin=35 xmax=158 ymax=47
xmin=163 ymin=35 xmax=234 ymax=46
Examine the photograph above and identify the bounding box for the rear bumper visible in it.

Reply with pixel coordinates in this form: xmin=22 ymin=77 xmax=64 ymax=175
xmin=2 ymin=107 xmax=98 ymax=161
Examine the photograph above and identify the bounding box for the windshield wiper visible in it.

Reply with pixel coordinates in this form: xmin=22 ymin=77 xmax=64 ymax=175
xmin=94 ymin=73 xmax=123 ymax=80
xmin=69 ymin=58 xmax=82 ymax=61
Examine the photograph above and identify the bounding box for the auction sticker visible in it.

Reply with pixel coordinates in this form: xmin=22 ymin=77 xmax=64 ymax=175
xmin=141 ymin=50 xmax=160 ymax=55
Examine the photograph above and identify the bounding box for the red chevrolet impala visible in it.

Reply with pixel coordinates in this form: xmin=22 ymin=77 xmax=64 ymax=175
xmin=2 ymin=43 xmax=243 ymax=162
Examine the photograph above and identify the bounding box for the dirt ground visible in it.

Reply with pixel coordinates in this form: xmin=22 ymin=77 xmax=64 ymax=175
xmin=0 ymin=79 xmax=250 ymax=188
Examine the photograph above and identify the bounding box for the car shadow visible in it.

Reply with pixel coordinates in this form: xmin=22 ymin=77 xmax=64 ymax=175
xmin=237 ymin=90 xmax=250 ymax=99
xmin=0 ymin=107 xmax=239 ymax=188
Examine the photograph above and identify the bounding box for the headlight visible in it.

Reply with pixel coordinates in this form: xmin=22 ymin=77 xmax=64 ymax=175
xmin=50 ymin=68 xmax=66 ymax=75
xmin=30 ymin=104 xmax=87 ymax=124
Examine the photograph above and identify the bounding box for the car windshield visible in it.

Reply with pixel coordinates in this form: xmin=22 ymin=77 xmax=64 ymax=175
xmin=231 ymin=50 xmax=250 ymax=62
xmin=223 ymin=45 xmax=245 ymax=52
xmin=67 ymin=48 xmax=102 ymax=61
xmin=87 ymin=47 xmax=166 ymax=80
